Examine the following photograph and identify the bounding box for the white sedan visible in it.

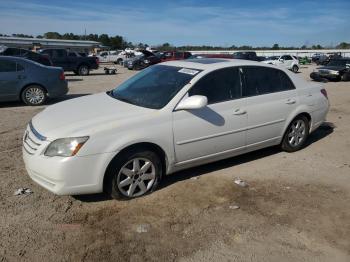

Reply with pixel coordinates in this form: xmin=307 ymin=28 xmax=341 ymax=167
xmin=23 ymin=59 xmax=329 ymax=199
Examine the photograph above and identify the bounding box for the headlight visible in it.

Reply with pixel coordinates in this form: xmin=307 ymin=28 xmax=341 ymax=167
xmin=329 ymin=70 xmax=339 ymax=75
xmin=44 ymin=136 xmax=89 ymax=157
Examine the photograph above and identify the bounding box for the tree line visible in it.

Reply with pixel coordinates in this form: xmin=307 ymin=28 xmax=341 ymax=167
xmin=1 ymin=33 xmax=350 ymax=51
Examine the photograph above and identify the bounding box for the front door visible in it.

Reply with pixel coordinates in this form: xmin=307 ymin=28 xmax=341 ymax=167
xmin=173 ymin=67 xmax=247 ymax=164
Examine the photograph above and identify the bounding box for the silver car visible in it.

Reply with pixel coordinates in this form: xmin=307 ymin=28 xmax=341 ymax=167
xmin=0 ymin=56 xmax=68 ymax=105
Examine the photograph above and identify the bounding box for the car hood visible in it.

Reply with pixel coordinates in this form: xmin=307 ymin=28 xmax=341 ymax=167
xmin=317 ymin=65 xmax=345 ymax=71
xmin=31 ymin=92 xmax=155 ymax=139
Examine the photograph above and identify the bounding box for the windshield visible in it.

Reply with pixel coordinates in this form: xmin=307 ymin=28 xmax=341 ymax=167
xmin=110 ymin=65 xmax=201 ymax=109
xmin=327 ymin=60 xmax=347 ymax=67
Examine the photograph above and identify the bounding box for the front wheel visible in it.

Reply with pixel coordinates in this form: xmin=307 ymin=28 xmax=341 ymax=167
xmin=21 ymin=85 xmax=47 ymax=106
xmin=281 ymin=116 xmax=309 ymax=152
xmin=341 ymin=73 xmax=350 ymax=82
xmin=105 ymin=150 xmax=162 ymax=199
xmin=292 ymin=65 xmax=299 ymax=73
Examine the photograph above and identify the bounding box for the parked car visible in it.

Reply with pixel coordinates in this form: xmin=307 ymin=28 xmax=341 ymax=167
xmin=311 ymin=53 xmax=329 ymax=65
xmin=232 ymin=51 xmax=264 ymax=61
xmin=263 ymin=55 xmax=300 ymax=73
xmin=298 ymin=56 xmax=311 ymax=65
xmin=158 ymin=51 xmax=192 ymax=62
xmin=23 ymin=59 xmax=329 ymax=199
xmin=310 ymin=58 xmax=350 ymax=82
xmin=0 ymin=56 xmax=68 ymax=105
xmin=126 ymin=50 xmax=161 ymax=70
xmin=0 ymin=47 xmax=53 ymax=66
xmin=96 ymin=50 xmax=122 ymax=63
xmin=38 ymin=49 xmax=99 ymax=75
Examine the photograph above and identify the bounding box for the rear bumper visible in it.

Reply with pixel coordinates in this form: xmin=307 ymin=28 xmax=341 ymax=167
xmin=48 ymin=81 xmax=68 ymax=98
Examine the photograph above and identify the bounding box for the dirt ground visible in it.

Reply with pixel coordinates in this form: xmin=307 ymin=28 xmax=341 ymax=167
xmin=0 ymin=64 xmax=349 ymax=262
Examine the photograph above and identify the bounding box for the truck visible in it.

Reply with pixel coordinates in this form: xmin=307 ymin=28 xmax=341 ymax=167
xmin=38 ymin=49 xmax=99 ymax=76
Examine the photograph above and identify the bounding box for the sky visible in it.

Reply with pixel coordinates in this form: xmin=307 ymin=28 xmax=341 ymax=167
xmin=0 ymin=0 xmax=349 ymax=47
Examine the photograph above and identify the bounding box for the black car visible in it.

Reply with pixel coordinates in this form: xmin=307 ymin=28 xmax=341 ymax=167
xmin=126 ymin=50 xmax=161 ymax=70
xmin=310 ymin=58 xmax=350 ymax=82
xmin=232 ymin=51 xmax=265 ymax=61
xmin=38 ymin=49 xmax=99 ymax=75
xmin=0 ymin=47 xmax=52 ymax=66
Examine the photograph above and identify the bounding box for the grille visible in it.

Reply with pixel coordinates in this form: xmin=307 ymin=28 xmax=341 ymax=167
xmin=23 ymin=122 xmax=46 ymax=155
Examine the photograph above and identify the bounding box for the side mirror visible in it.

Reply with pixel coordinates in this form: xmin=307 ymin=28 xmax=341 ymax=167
xmin=279 ymin=58 xmax=284 ymax=62
xmin=175 ymin=95 xmax=208 ymax=111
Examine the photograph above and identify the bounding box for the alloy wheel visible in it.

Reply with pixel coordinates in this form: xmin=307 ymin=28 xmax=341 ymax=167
xmin=25 ymin=87 xmax=45 ymax=105
xmin=116 ymin=157 xmax=156 ymax=197
xmin=287 ymin=119 xmax=306 ymax=147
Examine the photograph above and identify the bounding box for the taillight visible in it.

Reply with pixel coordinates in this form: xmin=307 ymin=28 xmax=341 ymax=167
xmin=95 ymin=57 xmax=99 ymax=65
xmin=59 ymin=71 xmax=65 ymax=80
xmin=321 ymin=88 xmax=328 ymax=99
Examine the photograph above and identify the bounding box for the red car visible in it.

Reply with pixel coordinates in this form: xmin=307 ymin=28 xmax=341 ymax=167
xmin=159 ymin=51 xmax=192 ymax=62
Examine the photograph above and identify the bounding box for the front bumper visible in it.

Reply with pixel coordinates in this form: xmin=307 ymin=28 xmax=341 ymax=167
xmin=22 ymin=125 xmax=116 ymax=195
xmin=23 ymin=149 xmax=115 ymax=195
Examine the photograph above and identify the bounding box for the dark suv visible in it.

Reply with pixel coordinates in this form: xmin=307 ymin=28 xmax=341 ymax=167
xmin=0 ymin=47 xmax=52 ymax=66
xmin=310 ymin=58 xmax=350 ymax=82
xmin=39 ymin=49 xmax=99 ymax=75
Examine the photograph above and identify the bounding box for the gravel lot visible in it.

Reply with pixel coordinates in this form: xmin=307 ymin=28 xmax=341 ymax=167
xmin=0 ymin=64 xmax=349 ymax=262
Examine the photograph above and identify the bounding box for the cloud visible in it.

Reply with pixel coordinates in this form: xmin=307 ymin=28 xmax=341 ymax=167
xmin=0 ymin=0 xmax=349 ymax=46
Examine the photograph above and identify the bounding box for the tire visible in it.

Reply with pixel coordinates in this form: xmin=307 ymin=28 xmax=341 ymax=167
xmin=116 ymin=59 xmax=123 ymax=65
xmin=292 ymin=65 xmax=299 ymax=73
xmin=21 ymin=85 xmax=47 ymax=106
xmin=78 ymin=65 xmax=89 ymax=76
xmin=341 ymin=73 xmax=350 ymax=82
xmin=105 ymin=149 xmax=163 ymax=200
xmin=281 ymin=115 xmax=310 ymax=152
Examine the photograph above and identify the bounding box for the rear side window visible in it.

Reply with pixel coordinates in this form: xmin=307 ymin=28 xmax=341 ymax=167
xmin=0 ymin=60 xmax=17 ymax=72
xmin=189 ymin=67 xmax=241 ymax=104
xmin=52 ymin=50 xmax=66 ymax=58
xmin=242 ymin=66 xmax=295 ymax=97
xmin=17 ymin=63 xmax=25 ymax=71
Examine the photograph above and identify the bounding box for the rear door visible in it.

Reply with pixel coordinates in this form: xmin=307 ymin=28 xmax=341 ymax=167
xmin=241 ymin=66 xmax=298 ymax=148
xmin=51 ymin=49 xmax=69 ymax=70
xmin=0 ymin=59 xmax=25 ymax=101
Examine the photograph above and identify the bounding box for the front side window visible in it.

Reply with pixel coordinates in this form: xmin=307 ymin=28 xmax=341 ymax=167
xmin=242 ymin=66 xmax=295 ymax=97
xmin=189 ymin=67 xmax=241 ymax=104
xmin=0 ymin=60 xmax=17 ymax=72
xmin=110 ymin=65 xmax=200 ymax=109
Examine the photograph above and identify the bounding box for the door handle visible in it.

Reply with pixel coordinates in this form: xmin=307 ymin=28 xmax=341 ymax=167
xmin=285 ymin=98 xmax=296 ymax=105
xmin=233 ymin=109 xmax=247 ymax=115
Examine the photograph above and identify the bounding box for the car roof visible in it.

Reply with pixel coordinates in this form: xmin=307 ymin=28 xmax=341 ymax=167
xmin=161 ymin=58 xmax=275 ymax=70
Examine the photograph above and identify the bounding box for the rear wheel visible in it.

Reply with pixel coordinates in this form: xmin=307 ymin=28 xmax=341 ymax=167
xmin=21 ymin=85 xmax=47 ymax=106
xmin=281 ymin=116 xmax=309 ymax=152
xmin=78 ymin=65 xmax=89 ymax=76
xmin=105 ymin=150 xmax=162 ymax=199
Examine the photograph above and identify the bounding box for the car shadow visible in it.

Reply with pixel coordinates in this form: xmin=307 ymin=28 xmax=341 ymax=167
xmin=74 ymin=122 xmax=334 ymax=203
xmin=0 ymin=94 xmax=90 ymax=108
